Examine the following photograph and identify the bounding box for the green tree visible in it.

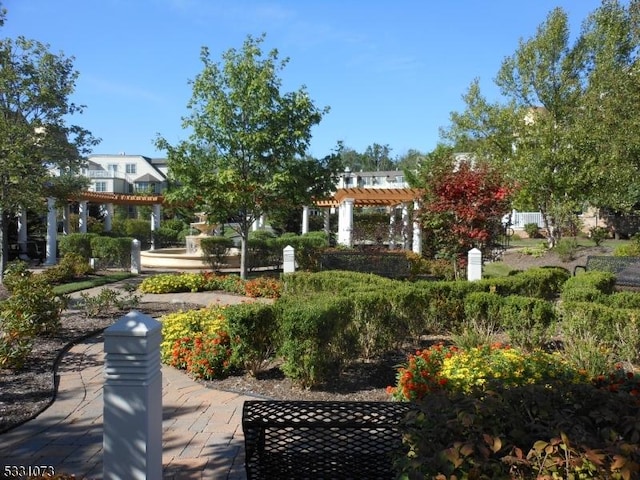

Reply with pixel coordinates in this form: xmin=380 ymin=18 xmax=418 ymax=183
xmin=156 ymin=34 xmax=329 ymax=279
xmin=0 ymin=6 xmax=98 ymax=282
xmin=338 ymin=142 xmax=397 ymax=172
xmin=443 ymin=2 xmax=640 ymax=247
xmin=570 ymin=0 xmax=640 ymax=211
xmin=268 ymin=151 xmax=343 ymax=234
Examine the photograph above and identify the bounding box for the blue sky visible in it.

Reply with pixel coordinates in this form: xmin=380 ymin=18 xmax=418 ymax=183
xmin=3 ymin=0 xmax=610 ymax=160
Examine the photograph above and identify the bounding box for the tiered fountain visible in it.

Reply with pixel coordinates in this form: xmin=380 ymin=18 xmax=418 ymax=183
xmin=140 ymin=213 xmax=239 ymax=270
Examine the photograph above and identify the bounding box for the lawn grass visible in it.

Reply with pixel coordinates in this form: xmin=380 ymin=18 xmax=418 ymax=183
xmin=52 ymin=272 xmax=134 ymax=295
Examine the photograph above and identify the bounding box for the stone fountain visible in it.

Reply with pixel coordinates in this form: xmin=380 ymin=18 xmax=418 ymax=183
xmin=141 ymin=213 xmax=239 ymax=270
xmin=186 ymin=213 xmax=218 ymax=254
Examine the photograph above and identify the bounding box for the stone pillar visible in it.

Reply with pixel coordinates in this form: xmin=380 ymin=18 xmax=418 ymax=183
xmin=468 ymin=248 xmax=482 ymax=281
xmin=78 ymin=200 xmax=88 ymax=233
xmin=45 ymin=197 xmax=57 ymax=265
xmin=301 ymin=206 xmax=309 ymax=235
xmin=17 ymin=208 xmax=28 ymax=255
xmin=283 ymin=245 xmax=295 ymax=273
xmin=103 ymin=311 xmax=162 ymax=480
xmin=131 ymin=239 xmax=141 ymax=274
xmin=412 ymin=200 xmax=422 ymax=255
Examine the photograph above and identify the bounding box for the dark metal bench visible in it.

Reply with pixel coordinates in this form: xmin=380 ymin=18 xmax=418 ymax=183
xmin=573 ymin=256 xmax=640 ymax=287
xmin=242 ymin=400 xmax=412 ymax=479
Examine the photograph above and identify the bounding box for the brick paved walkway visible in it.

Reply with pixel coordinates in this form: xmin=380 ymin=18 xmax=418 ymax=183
xmin=0 ymin=288 xmax=267 ymax=479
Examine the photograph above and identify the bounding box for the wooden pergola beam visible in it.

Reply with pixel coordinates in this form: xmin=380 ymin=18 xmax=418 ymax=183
xmin=314 ymin=188 xmax=424 ymax=208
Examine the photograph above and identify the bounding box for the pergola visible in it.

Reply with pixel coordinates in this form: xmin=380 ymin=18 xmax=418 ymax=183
xmin=24 ymin=192 xmax=169 ymax=265
xmin=312 ymin=187 xmax=425 ymax=252
xmin=25 ymin=187 xmax=426 ymax=266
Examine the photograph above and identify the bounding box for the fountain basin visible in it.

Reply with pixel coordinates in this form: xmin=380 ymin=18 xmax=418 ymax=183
xmin=141 ymin=248 xmax=240 ymax=270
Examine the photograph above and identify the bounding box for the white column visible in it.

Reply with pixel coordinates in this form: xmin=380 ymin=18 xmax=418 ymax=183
xmin=78 ymin=200 xmax=88 ymax=233
xmin=45 ymin=197 xmax=57 ymax=265
xmin=103 ymin=203 xmax=113 ymax=232
xmin=324 ymin=209 xmax=331 ymax=237
xmin=412 ymin=200 xmax=422 ymax=255
xmin=337 ymin=198 xmax=354 ymax=247
xmin=103 ymin=311 xmax=162 ymax=480
xmin=17 ymin=208 xmax=27 ymax=254
xmin=150 ymin=204 xmax=161 ymax=250
xmin=62 ymin=204 xmax=70 ymax=235
xmin=131 ymin=239 xmax=141 ymax=274
xmin=402 ymin=203 xmax=410 ymax=250
xmin=388 ymin=207 xmax=396 ymax=251
xmin=302 ymin=206 xmax=310 ymax=235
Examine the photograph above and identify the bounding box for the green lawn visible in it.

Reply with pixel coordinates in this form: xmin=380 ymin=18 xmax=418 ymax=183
xmin=52 ymin=272 xmax=134 ymax=295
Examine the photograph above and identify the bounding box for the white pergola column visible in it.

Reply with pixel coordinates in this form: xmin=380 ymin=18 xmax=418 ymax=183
xmin=45 ymin=197 xmax=57 ymax=265
xmin=412 ymin=200 xmax=422 ymax=255
xmin=388 ymin=207 xmax=396 ymax=250
xmin=324 ymin=209 xmax=331 ymax=237
xmin=78 ymin=200 xmax=88 ymax=233
xmin=62 ymin=204 xmax=71 ymax=235
xmin=150 ymin=204 xmax=161 ymax=249
xmin=301 ymin=206 xmax=309 ymax=235
xmin=337 ymin=198 xmax=354 ymax=247
xmin=402 ymin=203 xmax=410 ymax=250
xmin=17 ymin=208 xmax=28 ymax=254
xmin=103 ymin=203 xmax=114 ymax=232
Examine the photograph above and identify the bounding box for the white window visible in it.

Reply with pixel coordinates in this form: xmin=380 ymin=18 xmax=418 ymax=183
xmin=125 ymin=163 xmax=136 ymax=174
xmin=107 ymin=164 xmax=118 ymax=175
xmin=95 ymin=181 xmax=107 ymax=192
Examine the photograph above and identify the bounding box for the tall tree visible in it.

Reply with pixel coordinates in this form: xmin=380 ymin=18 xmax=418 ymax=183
xmin=443 ymin=2 xmax=640 ymax=247
xmin=0 ymin=6 xmax=98 ymax=282
xmin=156 ymin=34 xmax=329 ymax=279
xmin=571 ymin=0 xmax=640 ymax=211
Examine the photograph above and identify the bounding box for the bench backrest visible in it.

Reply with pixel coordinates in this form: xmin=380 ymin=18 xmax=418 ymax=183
xmin=243 ymin=400 xmax=412 ymax=479
xmin=585 ymin=256 xmax=640 ymax=286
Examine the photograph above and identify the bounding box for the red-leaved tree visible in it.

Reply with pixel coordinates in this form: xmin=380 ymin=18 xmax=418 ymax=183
xmin=418 ymin=158 xmax=514 ymax=276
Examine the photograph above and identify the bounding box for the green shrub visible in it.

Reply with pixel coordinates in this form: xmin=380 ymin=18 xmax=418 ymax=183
xmin=0 ymin=312 xmax=34 ymax=369
xmin=348 ymin=290 xmax=403 ymax=359
xmin=277 ymin=295 xmax=355 ymax=388
xmin=58 ymin=233 xmax=98 ymax=260
xmin=0 ymin=273 xmax=67 ymax=336
xmin=614 ymin=233 xmax=640 ymax=256
xmin=247 ymin=230 xmax=278 ymax=270
xmin=200 ymin=236 xmax=234 ymax=270
xmin=272 ymin=232 xmax=329 ymax=271
xmin=90 ymin=236 xmax=133 ymax=269
xmin=605 ymin=291 xmax=640 ymax=309
xmin=43 ymin=252 xmax=92 ymax=284
xmin=554 ymin=237 xmax=579 ymax=261
xmin=589 ymin=226 xmax=610 ymax=246
xmin=562 ymin=270 xmax=616 ymax=296
xmin=524 ymin=222 xmax=541 ymax=238
xmin=558 ymin=301 xmax=640 ymax=374
xmin=124 ymin=219 xmax=152 ymax=246
xmin=226 ymin=302 xmax=278 ymax=376
xmin=499 ymin=295 xmax=555 ymax=351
